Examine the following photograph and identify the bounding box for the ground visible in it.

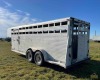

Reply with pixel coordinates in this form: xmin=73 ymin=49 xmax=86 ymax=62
xmin=0 ymin=41 xmax=100 ymax=80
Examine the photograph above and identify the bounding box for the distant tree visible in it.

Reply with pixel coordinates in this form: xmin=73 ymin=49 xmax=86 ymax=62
xmin=5 ymin=37 xmax=11 ymax=42
xmin=0 ymin=38 xmax=4 ymax=41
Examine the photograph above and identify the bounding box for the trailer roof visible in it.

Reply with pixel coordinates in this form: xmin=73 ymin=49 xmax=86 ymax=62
xmin=10 ymin=17 xmax=90 ymax=29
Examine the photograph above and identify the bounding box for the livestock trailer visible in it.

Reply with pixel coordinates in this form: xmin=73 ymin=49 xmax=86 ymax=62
xmin=11 ymin=17 xmax=90 ymax=68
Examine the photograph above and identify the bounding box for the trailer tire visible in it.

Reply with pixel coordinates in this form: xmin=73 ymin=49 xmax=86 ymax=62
xmin=26 ymin=49 xmax=34 ymax=62
xmin=34 ymin=51 xmax=44 ymax=66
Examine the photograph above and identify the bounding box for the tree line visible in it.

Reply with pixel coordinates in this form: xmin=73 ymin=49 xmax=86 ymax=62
xmin=0 ymin=37 xmax=11 ymax=42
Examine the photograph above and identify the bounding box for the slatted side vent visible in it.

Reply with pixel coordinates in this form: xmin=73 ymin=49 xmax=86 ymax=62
xmin=11 ymin=29 xmax=67 ymax=35
xmin=73 ymin=26 xmax=88 ymax=35
xmin=73 ymin=19 xmax=90 ymax=35
xmin=13 ymin=20 xmax=68 ymax=31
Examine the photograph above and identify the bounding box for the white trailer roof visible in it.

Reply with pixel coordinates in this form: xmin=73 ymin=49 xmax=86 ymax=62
xmin=10 ymin=17 xmax=90 ymax=29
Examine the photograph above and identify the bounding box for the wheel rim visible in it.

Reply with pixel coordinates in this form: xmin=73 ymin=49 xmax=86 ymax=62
xmin=35 ymin=53 xmax=42 ymax=64
xmin=27 ymin=51 xmax=32 ymax=61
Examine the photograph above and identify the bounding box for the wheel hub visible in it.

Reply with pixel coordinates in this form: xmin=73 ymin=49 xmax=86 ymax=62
xmin=35 ymin=54 xmax=41 ymax=63
xmin=28 ymin=51 xmax=32 ymax=61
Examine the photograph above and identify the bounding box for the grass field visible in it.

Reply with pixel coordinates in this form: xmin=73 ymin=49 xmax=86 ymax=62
xmin=0 ymin=41 xmax=100 ymax=80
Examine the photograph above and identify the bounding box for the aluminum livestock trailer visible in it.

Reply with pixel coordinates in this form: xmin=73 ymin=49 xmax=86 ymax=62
xmin=11 ymin=17 xmax=90 ymax=68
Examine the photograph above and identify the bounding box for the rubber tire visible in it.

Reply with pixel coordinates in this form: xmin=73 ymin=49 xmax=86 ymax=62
xmin=26 ymin=49 xmax=34 ymax=62
xmin=34 ymin=51 xmax=44 ymax=66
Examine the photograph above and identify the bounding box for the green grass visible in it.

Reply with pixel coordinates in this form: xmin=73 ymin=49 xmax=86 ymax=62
xmin=0 ymin=41 xmax=100 ymax=80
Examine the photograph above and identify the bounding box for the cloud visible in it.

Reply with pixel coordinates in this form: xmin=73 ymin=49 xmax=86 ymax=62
xmin=3 ymin=1 xmax=12 ymax=7
xmin=16 ymin=10 xmax=23 ymax=13
xmin=0 ymin=7 xmax=39 ymax=37
xmin=25 ymin=12 xmax=30 ymax=16
xmin=16 ymin=9 xmax=30 ymax=16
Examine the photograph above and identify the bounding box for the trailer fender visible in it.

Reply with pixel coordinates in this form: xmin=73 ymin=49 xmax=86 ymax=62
xmin=27 ymin=48 xmax=49 ymax=61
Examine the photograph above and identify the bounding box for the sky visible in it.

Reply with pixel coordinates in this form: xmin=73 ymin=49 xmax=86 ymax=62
xmin=0 ymin=0 xmax=100 ymax=38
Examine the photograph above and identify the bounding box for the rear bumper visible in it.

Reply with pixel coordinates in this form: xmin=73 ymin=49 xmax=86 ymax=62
xmin=66 ymin=57 xmax=90 ymax=69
